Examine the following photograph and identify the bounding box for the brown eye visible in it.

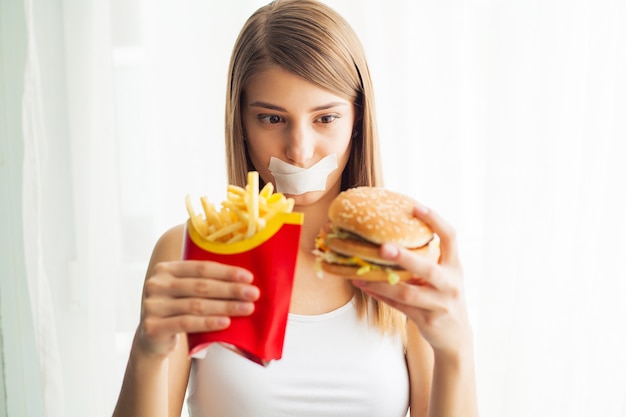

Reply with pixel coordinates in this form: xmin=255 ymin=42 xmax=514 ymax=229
xmin=259 ymin=114 xmax=284 ymax=124
xmin=317 ymin=114 xmax=339 ymax=124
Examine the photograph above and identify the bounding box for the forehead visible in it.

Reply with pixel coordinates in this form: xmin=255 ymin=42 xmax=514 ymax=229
xmin=244 ymin=66 xmax=352 ymax=109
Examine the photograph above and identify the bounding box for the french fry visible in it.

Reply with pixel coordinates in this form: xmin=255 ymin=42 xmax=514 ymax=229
xmin=185 ymin=171 xmax=295 ymax=243
xmin=200 ymin=197 xmax=221 ymax=226
xmin=262 ymin=197 xmax=294 ymax=221
xmin=246 ymin=172 xmax=259 ymax=239
xmin=208 ymin=221 xmax=245 ymax=241
xmin=186 ymin=195 xmax=209 ymax=236
xmin=259 ymin=182 xmax=274 ymax=199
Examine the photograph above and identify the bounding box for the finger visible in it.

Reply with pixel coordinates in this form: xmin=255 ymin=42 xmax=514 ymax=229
xmin=155 ymin=260 xmax=254 ymax=282
xmin=412 ymin=204 xmax=460 ymax=266
xmin=354 ymin=280 xmax=444 ymax=313
xmin=144 ymin=276 xmax=259 ymax=300
xmin=142 ymin=314 xmax=232 ymax=338
xmin=169 ymin=278 xmax=260 ymax=300
xmin=379 ymin=243 xmax=449 ymax=291
xmin=143 ymin=297 xmax=256 ymax=318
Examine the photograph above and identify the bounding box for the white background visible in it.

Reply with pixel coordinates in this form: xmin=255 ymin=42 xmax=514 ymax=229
xmin=4 ymin=0 xmax=626 ymax=416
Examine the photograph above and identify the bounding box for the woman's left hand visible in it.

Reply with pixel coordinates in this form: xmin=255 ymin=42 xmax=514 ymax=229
xmin=352 ymin=203 xmax=472 ymax=356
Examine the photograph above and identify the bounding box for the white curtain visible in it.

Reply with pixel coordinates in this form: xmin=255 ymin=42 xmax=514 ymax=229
xmin=12 ymin=0 xmax=626 ymax=416
xmin=20 ymin=0 xmax=65 ymax=414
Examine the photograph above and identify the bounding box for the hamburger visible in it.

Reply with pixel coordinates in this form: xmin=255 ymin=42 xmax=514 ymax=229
xmin=314 ymin=186 xmax=440 ymax=284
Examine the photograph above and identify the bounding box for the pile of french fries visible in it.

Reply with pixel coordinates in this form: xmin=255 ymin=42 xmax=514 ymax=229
xmin=185 ymin=172 xmax=295 ymax=243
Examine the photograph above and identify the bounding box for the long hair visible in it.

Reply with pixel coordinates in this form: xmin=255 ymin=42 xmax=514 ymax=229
xmin=224 ymin=0 xmax=405 ymax=339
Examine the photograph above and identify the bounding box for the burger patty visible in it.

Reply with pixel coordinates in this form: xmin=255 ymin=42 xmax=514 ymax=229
xmin=326 ymin=235 xmax=397 ymax=266
xmin=314 ymin=228 xmax=400 ymax=268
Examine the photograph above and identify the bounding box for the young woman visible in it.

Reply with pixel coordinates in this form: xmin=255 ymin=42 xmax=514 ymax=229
xmin=112 ymin=1 xmax=478 ymax=416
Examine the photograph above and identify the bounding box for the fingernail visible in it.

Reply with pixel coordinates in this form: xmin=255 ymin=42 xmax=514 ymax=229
xmin=237 ymin=302 xmax=255 ymax=314
xmin=415 ymin=202 xmax=429 ymax=215
xmin=381 ymin=243 xmax=400 ymax=258
xmin=243 ymin=286 xmax=260 ymax=300
xmin=237 ymin=271 xmax=254 ymax=283
xmin=216 ymin=317 xmax=230 ymax=327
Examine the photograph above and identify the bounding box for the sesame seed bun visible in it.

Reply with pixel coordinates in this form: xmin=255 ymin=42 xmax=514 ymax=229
xmin=328 ymin=187 xmax=434 ymax=248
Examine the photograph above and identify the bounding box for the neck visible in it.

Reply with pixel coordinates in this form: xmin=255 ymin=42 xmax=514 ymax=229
xmin=289 ymin=188 xmax=354 ymax=315
xmin=294 ymin=191 xmax=336 ymax=254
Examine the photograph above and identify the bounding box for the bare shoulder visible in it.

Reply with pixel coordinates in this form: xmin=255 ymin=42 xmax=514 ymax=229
xmin=146 ymin=223 xmax=186 ymax=275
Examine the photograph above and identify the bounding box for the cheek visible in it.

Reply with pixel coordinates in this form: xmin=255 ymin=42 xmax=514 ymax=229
xmin=335 ymin=141 xmax=352 ymax=176
xmin=245 ymin=139 xmax=268 ymax=167
xmin=242 ymin=117 xmax=279 ymax=162
xmin=244 ymin=139 xmax=277 ymax=184
xmin=328 ymin=131 xmax=353 ymax=165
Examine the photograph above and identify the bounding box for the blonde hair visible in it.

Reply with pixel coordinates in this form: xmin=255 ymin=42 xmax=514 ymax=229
xmin=224 ymin=0 xmax=406 ymax=339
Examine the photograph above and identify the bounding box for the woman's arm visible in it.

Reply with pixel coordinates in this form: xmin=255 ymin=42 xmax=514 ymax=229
xmin=112 ymin=332 xmax=191 ymax=417
xmin=112 ymin=225 xmax=192 ymax=417
xmin=406 ymin=320 xmax=478 ymax=417
xmin=428 ymin=344 xmax=478 ymax=417
xmin=405 ymin=321 xmax=434 ymax=417
xmin=354 ymin=204 xmax=479 ymax=417
xmin=112 ymin=224 xmax=260 ymax=417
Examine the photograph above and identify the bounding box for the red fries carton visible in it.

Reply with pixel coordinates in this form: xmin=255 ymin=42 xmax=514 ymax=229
xmin=182 ymin=212 xmax=303 ymax=366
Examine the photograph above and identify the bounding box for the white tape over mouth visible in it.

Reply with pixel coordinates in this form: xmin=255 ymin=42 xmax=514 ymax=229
xmin=268 ymin=154 xmax=338 ymax=195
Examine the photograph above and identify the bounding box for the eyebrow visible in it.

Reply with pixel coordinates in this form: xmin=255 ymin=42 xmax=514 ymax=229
xmin=248 ymin=101 xmax=349 ymax=112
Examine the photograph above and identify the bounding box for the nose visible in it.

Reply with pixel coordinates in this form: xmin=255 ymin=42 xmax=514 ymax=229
xmin=285 ymin=123 xmax=315 ymax=165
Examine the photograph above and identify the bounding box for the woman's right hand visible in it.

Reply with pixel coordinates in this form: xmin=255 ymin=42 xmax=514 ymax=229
xmin=136 ymin=260 xmax=260 ymax=357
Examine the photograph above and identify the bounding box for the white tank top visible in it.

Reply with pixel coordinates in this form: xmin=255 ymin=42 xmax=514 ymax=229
xmin=187 ymin=298 xmax=410 ymax=417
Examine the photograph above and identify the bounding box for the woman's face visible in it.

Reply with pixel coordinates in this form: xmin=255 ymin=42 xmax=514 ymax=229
xmin=241 ymin=66 xmax=355 ymax=207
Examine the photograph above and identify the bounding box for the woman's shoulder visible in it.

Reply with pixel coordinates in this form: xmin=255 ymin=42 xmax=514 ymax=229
xmin=158 ymin=223 xmax=186 ymax=243
xmin=148 ymin=223 xmax=186 ymax=265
